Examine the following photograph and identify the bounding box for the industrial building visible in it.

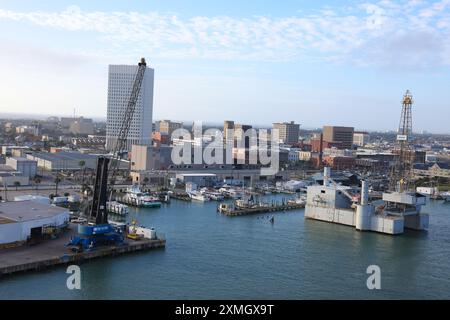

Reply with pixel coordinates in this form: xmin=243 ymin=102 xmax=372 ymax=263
xmin=106 ymin=63 xmax=154 ymax=151
xmin=0 ymin=172 xmax=29 ymax=187
xmin=0 ymin=158 xmax=34 ymax=186
xmin=176 ymin=173 xmax=218 ymax=187
xmin=26 ymin=152 xmax=128 ymax=171
xmin=0 ymin=201 xmax=69 ymax=247
xmin=5 ymin=157 xmax=37 ymax=177
xmin=1 ymin=145 xmax=31 ymax=157
xmin=414 ymin=162 xmax=450 ymax=178
xmin=27 ymin=152 xmax=98 ymax=171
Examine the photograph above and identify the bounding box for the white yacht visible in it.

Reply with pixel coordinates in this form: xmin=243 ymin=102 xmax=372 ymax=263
xmin=106 ymin=201 xmax=129 ymax=216
xmin=199 ymin=188 xmax=224 ymax=201
xmin=189 ymin=191 xmax=210 ymax=202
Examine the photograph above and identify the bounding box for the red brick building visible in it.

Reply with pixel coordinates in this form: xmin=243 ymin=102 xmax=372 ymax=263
xmin=323 ymin=156 xmax=356 ymax=170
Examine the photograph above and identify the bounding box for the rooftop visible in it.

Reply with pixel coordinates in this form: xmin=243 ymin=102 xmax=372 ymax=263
xmin=31 ymin=152 xmax=98 ymax=161
xmin=177 ymin=173 xmax=217 ymax=177
xmin=0 ymin=201 xmax=69 ymax=223
xmin=8 ymin=157 xmax=34 ymax=162
xmin=0 ymin=164 xmax=14 ymax=172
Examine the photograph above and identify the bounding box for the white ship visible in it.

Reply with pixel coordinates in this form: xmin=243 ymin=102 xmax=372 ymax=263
xmin=304 ymin=167 xmax=429 ymax=235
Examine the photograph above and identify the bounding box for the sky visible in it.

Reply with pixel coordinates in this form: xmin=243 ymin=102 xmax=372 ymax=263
xmin=0 ymin=0 xmax=449 ymax=133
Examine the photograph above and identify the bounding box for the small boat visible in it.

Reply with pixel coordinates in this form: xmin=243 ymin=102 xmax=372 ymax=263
xmin=189 ymin=191 xmax=210 ymax=202
xmin=120 ymin=184 xmax=162 ymax=208
xmin=201 ymin=189 xmax=224 ymax=201
xmin=141 ymin=195 xmax=162 ymax=208
xmin=218 ymin=203 xmax=231 ymax=213
xmin=106 ymin=201 xmax=129 ymax=216
xmin=219 ymin=187 xmax=244 ymax=199
xmin=287 ymin=196 xmax=306 ymax=206
xmin=441 ymin=191 xmax=450 ymax=202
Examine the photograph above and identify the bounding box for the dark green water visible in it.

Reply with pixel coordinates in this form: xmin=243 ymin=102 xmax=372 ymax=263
xmin=0 ymin=196 xmax=449 ymax=299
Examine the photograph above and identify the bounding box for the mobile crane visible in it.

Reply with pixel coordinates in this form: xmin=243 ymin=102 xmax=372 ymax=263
xmin=67 ymin=58 xmax=147 ymax=251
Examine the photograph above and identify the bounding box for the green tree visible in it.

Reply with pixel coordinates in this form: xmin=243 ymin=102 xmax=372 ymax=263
xmin=13 ymin=181 xmax=21 ymax=191
xmin=78 ymin=160 xmax=86 ymax=184
xmin=142 ymin=177 xmax=149 ymax=191
xmin=33 ymin=176 xmax=41 ymax=190
xmin=54 ymin=175 xmax=61 ymax=196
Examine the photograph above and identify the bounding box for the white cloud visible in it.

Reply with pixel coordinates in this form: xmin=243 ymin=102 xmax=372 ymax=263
xmin=0 ymin=2 xmax=449 ymax=68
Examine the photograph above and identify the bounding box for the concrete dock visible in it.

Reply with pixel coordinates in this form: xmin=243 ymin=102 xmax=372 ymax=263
xmin=0 ymin=224 xmax=166 ymax=276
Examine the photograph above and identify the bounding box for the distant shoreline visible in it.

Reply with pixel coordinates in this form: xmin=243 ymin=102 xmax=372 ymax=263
xmin=0 ymin=112 xmax=449 ymax=135
xmin=0 ymin=112 xmax=106 ymax=122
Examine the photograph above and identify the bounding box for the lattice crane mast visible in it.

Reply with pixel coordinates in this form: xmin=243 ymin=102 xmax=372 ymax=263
xmin=87 ymin=58 xmax=147 ymax=225
xmin=390 ymin=90 xmax=414 ymax=193
xmin=107 ymin=58 xmax=147 ymax=194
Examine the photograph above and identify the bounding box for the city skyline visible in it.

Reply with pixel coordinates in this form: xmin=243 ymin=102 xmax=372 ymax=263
xmin=1 ymin=1 xmax=450 ymax=133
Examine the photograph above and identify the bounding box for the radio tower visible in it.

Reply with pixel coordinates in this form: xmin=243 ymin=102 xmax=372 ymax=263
xmin=390 ymin=90 xmax=414 ymax=192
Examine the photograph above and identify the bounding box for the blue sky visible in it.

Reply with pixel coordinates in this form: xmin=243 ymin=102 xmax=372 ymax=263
xmin=0 ymin=0 xmax=449 ymax=133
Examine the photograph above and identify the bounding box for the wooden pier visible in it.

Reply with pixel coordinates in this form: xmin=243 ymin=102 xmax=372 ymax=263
xmin=219 ymin=203 xmax=305 ymax=216
xmin=170 ymin=192 xmax=191 ymax=202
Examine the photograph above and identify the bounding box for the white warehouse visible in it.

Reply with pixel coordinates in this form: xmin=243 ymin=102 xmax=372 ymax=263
xmin=6 ymin=157 xmax=37 ymax=177
xmin=0 ymin=201 xmax=69 ymax=247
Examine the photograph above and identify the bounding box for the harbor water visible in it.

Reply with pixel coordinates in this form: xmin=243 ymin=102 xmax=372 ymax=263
xmin=1 ymin=195 xmax=450 ymax=299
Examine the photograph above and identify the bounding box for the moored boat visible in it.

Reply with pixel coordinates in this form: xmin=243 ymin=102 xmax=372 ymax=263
xmin=189 ymin=191 xmax=210 ymax=202
xmin=106 ymin=201 xmax=129 ymax=216
xmin=441 ymin=191 xmax=450 ymax=202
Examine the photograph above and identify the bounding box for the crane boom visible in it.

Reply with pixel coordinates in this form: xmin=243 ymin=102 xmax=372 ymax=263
xmin=108 ymin=58 xmax=147 ymax=189
xmin=87 ymin=58 xmax=147 ymax=223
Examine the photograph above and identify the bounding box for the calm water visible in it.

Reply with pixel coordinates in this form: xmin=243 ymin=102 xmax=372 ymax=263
xmin=1 ymin=196 xmax=450 ymax=299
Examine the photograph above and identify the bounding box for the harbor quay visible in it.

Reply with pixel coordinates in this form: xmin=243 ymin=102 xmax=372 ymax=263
xmin=0 ymin=224 xmax=166 ymax=276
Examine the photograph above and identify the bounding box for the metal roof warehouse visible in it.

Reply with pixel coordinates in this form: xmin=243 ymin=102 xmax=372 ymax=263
xmin=0 ymin=201 xmax=69 ymax=246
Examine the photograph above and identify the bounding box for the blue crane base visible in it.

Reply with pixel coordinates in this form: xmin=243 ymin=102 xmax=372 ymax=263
xmin=66 ymin=224 xmax=124 ymax=251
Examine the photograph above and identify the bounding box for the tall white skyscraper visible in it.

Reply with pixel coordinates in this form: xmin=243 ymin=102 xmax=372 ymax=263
xmin=106 ymin=64 xmax=154 ymax=152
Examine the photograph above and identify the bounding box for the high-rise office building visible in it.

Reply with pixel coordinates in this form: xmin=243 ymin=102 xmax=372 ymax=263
xmin=322 ymin=126 xmax=354 ymax=150
xmin=106 ymin=64 xmax=154 ymax=151
xmin=273 ymin=121 xmax=300 ymax=144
